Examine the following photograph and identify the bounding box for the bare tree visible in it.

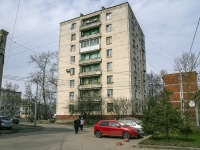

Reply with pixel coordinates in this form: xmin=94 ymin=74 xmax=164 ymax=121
xmin=28 ymin=51 xmax=57 ymax=120
xmin=174 ymin=51 xmax=200 ymax=72
xmin=112 ymin=97 xmax=132 ymax=119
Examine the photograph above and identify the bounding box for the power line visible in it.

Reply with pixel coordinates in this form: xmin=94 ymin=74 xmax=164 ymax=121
xmin=189 ymin=18 xmax=200 ymax=53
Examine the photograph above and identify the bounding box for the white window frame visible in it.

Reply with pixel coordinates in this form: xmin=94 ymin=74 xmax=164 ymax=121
xmin=107 ymin=49 xmax=112 ymax=57
xmin=71 ymin=34 xmax=76 ymax=41
xmin=69 ymin=92 xmax=74 ymax=99
xmin=70 ymin=68 xmax=75 ymax=75
xmin=71 ymin=23 xmax=76 ymax=30
xmin=70 ymin=56 xmax=75 ymax=63
xmin=107 ymin=89 xmax=113 ymax=97
xmin=106 ymin=24 xmax=112 ymax=32
xmin=70 ymin=80 xmax=74 ymax=86
xmin=71 ymin=45 xmax=76 ymax=52
xmin=106 ymin=37 xmax=112 ymax=45
xmin=107 ymin=62 xmax=112 ymax=70
xmin=107 ymin=75 xmax=113 ymax=84
xmin=106 ymin=13 xmax=111 ymax=20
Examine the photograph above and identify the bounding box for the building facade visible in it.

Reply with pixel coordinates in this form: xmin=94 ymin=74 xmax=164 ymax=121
xmin=0 ymin=29 xmax=9 ymax=93
xmin=163 ymin=72 xmax=198 ymax=120
xmin=57 ymin=2 xmax=147 ymax=121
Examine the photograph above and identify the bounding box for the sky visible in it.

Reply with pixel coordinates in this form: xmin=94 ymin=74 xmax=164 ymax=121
xmin=0 ymin=0 xmax=200 ymax=94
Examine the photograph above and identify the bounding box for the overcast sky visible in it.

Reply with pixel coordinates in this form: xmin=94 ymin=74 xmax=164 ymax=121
xmin=0 ymin=0 xmax=200 ymax=93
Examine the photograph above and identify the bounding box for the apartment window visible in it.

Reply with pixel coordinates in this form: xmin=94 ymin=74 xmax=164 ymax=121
xmin=70 ymin=68 xmax=75 ymax=75
xmin=107 ymin=62 xmax=112 ymax=70
xmin=69 ymin=104 xmax=74 ymax=112
xmin=107 ymin=49 xmax=112 ymax=57
xmin=106 ymin=13 xmax=111 ymax=20
xmin=69 ymin=92 xmax=74 ymax=99
xmin=70 ymin=80 xmax=74 ymax=86
xmin=106 ymin=24 xmax=112 ymax=32
xmin=107 ymin=103 xmax=113 ymax=112
xmin=107 ymin=75 xmax=113 ymax=84
xmin=71 ymin=45 xmax=76 ymax=52
xmin=71 ymin=34 xmax=76 ymax=41
xmin=107 ymin=89 xmax=113 ymax=97
xmin=71 ymin=23 xmax=76 ymax=30
xmin=106 ymin=37 xmax=112 ymax=45
xmin=70 ymin=56 xmax=75 ymax=63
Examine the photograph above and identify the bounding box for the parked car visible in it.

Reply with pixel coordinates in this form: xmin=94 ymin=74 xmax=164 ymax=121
xmin=94 ymin=120 xmax=142 ymax=139
xmin=8 ymin=116 xmax=20 ymax=124
xmin=0 ymin=116 xmax=12 ymax=129
xmin=118 ymin=118 xmax=144 ymax=135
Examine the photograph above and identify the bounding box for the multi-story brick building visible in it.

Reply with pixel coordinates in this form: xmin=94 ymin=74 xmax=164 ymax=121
xmin=163 ymin=71 xmax=198 ymax=119
xmin=56 ymin=2 xmax=147 ymax=121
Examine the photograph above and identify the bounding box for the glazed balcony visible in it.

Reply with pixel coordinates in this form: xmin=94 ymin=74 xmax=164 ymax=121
xmin=79 ymin=70 xmax=102 ymax=77
xmin=80 ymin=44 xmax=100 ymax=53
xmin=80 ymin=33 xmax=101 ymax=41
xmin=79 ymin=57 xmax=102 ymax=65
xmin=79 ymin=83 xmax=102 ymax=90
xmin=80 ymin=20 xmax=101 ymax=31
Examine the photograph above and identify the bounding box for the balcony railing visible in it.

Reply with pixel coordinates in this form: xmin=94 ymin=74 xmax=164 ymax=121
xmin=79 ymin=58 xmax=102 ymax=65
xmin=80 ymin=20 xmax=101 ymax=30
xmin=79 ymin=70 xmax=102 ymax=77
xmin=80 ymin=44 xmax=100 ymax=53
xmin=80 ymin=33 xmax=101 ymax=41
xmin=79 ymin=83 xmax=102 ymax=90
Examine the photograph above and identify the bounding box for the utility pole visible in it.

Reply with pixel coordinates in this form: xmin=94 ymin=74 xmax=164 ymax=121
xmin=178 ymin=70 xmax=185 ymax=119
xmin=34 ymin=81 xmax=38 ymax=127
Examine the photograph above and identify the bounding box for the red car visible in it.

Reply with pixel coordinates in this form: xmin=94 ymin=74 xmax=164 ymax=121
xmin=94 ymin=120 xmax=142 ymax=139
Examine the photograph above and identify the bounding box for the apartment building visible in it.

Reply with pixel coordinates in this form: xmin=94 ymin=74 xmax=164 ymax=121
xmin=163 ymin=72 xmax=198 ymax=120
xmin=56 ymin=2 xmax=146 ymax=121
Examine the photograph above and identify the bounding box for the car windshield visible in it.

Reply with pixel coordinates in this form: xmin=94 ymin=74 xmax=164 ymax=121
xmin=123 ymin=120 xmax=136 ymax=126
xmin=2 ymin=117 xmax=10 ymax=120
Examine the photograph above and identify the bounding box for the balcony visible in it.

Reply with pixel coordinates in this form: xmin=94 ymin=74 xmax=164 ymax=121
xmin=79 ymin=70 xmax=102 ymax=77
xmin=80 ymin=33 xmax=101 ymax=41
xmin=79 ymin=83 xmax=102 ymax=90
xmin=80 ymin=44 xmax=100 ymax=53
xmin=79 ymin=58 xmax=102 ymax=65
xmin=80 ymin=20 xmax=101 ymax=31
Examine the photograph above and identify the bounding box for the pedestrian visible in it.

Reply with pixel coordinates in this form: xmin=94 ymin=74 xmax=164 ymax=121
xmin=80 ymin=117 xmax=84 ymax=131
xmin=74 ymin=117 xmax=79 ymax=134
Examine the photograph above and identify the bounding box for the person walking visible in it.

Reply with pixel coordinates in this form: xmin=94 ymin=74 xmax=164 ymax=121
xmin=74 ymin=117 xmax=79 ymax=134
xmin=80 ymin=117 xmax=84 ymax=131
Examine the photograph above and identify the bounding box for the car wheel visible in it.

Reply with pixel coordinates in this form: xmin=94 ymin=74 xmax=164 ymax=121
xmin=122 ymin=132 xmax=130 ymax=139
xmin=95 ymin=131 xmax=102 ymax=138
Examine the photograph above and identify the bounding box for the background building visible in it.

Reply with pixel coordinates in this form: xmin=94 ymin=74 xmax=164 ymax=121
xmin=0 ymin=29 xmax=9 ymax=94
xmin=57 ymin=2 xmax=146 ymax=121
xmin=163 ymin=71 xmax=198 ymax=120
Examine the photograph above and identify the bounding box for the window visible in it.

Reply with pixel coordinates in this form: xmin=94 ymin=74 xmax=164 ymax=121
xmin=70 ymin=68 xmax=75 ymax=75
xmin=107 ymin=75 xmax=113 ymax=84
xmin=69 ymin=104 xmax=74 ymax=112
xmin=69 ymin=92 xmax=74 ymax=99
xmin=107 ymin=62 xmax=112 ymax=70
xmin=107 ymin=49 xmax=112 ymax=57
xmin=71 ymin=23 xmax=76 ymax=30
xmin=106 ymin=24 xmax=112 ymax=32
xmin=71 ymin=34 xmax=76 ymax=41
xmin=106 ymin=13 xmax=111 ymax=20
xmin=70 ymin=80 xmax=74 ymax=86
xmin=70 ymin=56 xmax=75 ymax=63
xmin=106 ymin=37 xmax=112 ymax=45
xmin=71 ymin=45 xmax=76 ymax=52
xmin=107 ymin=89 xmax=113 ymax=97
xmin=107 ymin=103 xmax=113 ymax=112
xmin=100 ymin=121 xmax=109 ymax=126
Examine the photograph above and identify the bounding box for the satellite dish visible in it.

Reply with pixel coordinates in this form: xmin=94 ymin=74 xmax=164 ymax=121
xmin=189 ymin=100 xmax=195 ymax=107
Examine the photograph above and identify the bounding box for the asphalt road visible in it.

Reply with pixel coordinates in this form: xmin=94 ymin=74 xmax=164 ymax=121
xmin=0 ymin=123 xmax=157 ymax=150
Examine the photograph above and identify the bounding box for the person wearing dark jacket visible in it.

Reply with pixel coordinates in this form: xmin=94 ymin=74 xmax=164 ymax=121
xmin=74 ymin=117 xmax=79 ymax=134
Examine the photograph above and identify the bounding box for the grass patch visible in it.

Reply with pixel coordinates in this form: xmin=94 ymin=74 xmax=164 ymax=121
xmin=139 ymin=129 xmax=200 ymax=148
